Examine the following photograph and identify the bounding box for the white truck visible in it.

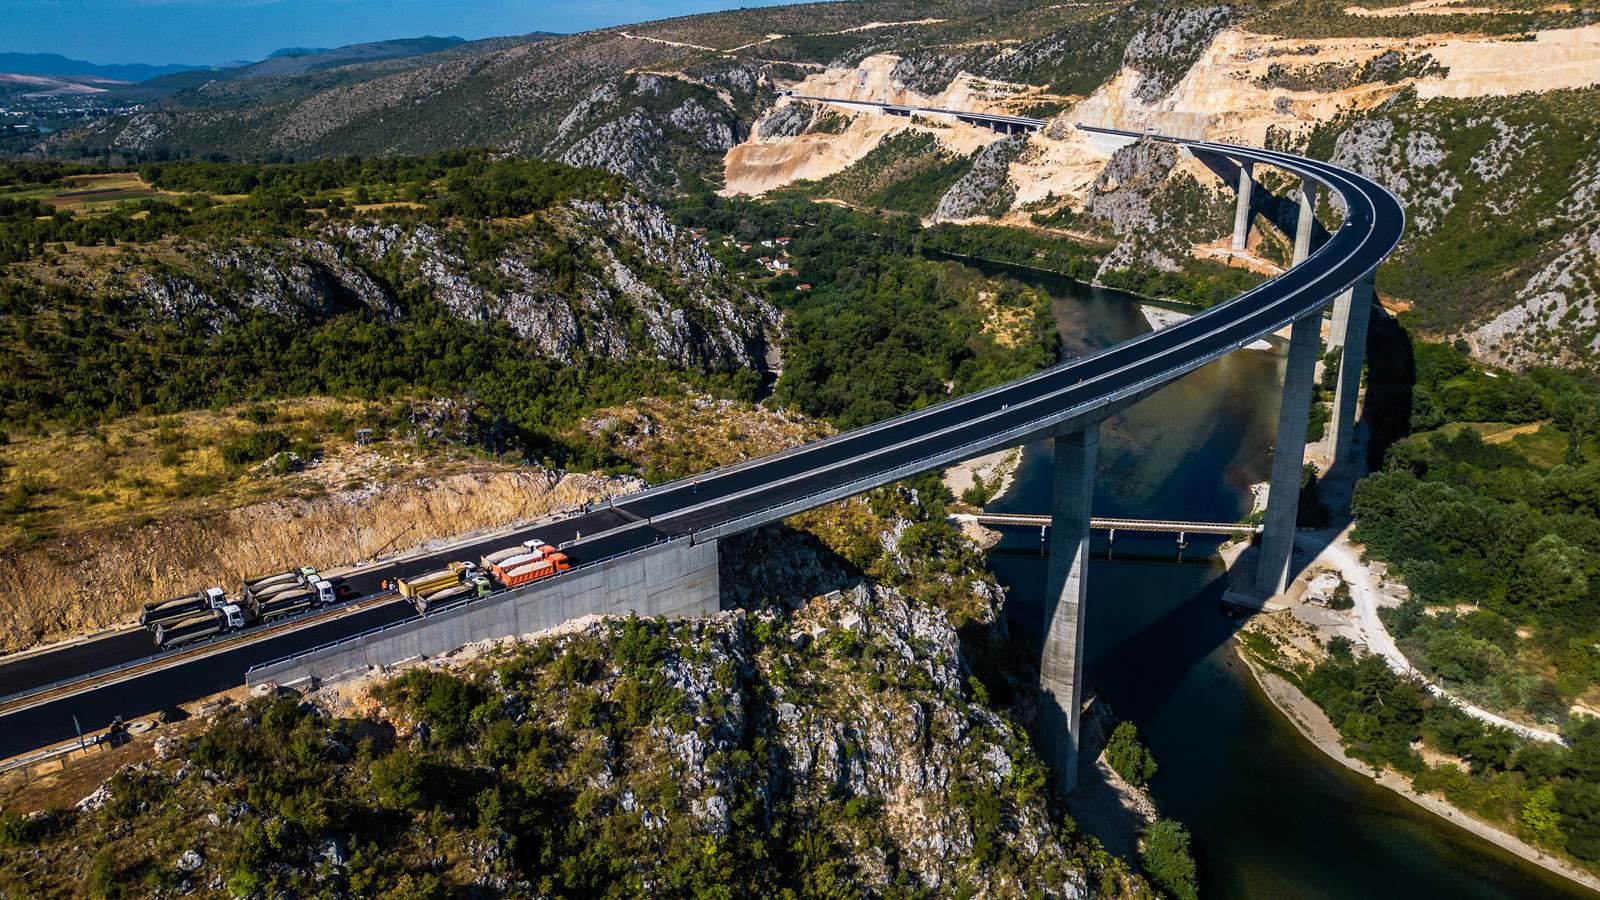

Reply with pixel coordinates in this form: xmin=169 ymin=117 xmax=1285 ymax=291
xmin=153 ymin=604 xmax=252 ymax=650
xmin=139 ymin=587 xmax=228 ymax=630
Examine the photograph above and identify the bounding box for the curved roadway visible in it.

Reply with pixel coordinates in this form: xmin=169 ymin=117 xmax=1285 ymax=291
xmin=0 ymin=116 xmax=1403 ymax=760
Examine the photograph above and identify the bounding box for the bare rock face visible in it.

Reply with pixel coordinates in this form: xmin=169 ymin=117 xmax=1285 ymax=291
xmin=758 ymin=101 xmax=828 ymax=140
xmin=1123 ymin=5 xmax=1235 ymax=103
xmin=547 ymin=74 xmax=746 ymax=192
xmin=1083 ymin=139 xmax=1180 ymax=235
xmin=933 ymin=135 xmax=1027 ymax=221
xmin=1328 ymin=117 xmax=1460 ymax=235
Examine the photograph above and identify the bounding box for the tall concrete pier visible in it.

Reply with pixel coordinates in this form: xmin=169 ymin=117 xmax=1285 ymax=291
xmin=1256 ymin=313 xmax=1323 ymax=596
xmin=1231 ymin=160 xmax=1255 ymax=251
xmin=1293 ymin=178 xmax=1319 ymax=265
xmin=1326 ymin=273 xmax=1375 ymax=466
xmin=1038 ymin=426 xmax=1099 ymax=795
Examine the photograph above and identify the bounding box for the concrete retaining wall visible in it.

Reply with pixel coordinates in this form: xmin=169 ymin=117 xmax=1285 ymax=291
xmin=248 ymin=538 xmax=719 ymax=687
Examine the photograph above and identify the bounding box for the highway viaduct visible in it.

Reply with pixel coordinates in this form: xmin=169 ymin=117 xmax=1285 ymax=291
xmin=0 ymin=101 xmax=1402 ymax=796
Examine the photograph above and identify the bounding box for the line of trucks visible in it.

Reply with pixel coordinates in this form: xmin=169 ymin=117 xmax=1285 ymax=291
xmin=397 ymin=539 xmax=570 ymax=613
xmin=138 ymin=539 xmax=571 ymax=650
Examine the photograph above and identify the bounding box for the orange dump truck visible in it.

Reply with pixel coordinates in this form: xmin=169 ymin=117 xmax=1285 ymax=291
xmin=488 ymin=551 xmax=571 ymax=589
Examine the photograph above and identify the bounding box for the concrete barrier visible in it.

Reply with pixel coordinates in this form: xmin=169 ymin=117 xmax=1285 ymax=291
xmin=248 ymin=539 xmax=720 ymax=687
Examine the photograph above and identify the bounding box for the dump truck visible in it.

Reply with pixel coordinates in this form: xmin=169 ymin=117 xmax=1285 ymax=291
xmin=248 ymin=584 xmax=333 ymax=623
xmin=488 ymin=551 xmax=570 ymax=589
xmin=153 ymin=604 xmax=251 ymax=650
xmin=396 ymin=561 xmax=477 ymax=600
xmin=411 ymin=574 xmax=493 ymax=614
xmin=139 ymin=587 xmax=228 ymax=630
xmin=241 ymin=566 xmax=322 ymax=607
xmin=481 ymin=538 xmax=549 ymax=569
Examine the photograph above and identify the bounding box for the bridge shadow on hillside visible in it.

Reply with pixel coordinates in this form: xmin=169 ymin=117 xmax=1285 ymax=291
xmin=1191 ymin=152 xmax=1334 ymax=255
xmin=1278 ymin=299 xmax=1417 ymax=590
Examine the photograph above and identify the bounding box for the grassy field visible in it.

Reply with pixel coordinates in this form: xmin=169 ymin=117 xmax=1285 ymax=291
xmin=1393 ymin=420 xmax=1572 ymax=469
xmin=0 ymin=397 xmax=512 ymax=551
xmin=1 ymin=172 xmax=184 ymax=211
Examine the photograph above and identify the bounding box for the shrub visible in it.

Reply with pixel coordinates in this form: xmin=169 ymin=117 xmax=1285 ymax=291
xmin=1141 ymin=818 xmax=1198 ymax=900
xmin=1105 ymin=721 xmax=1158 ymax=788
xmin=220 ymin=429 xmax=290 ymax=466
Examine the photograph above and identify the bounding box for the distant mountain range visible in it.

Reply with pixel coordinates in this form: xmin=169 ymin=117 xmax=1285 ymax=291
xmin=0 ymin=36 xmax=469 ymax=85
xmin=0 ymin=52 xmax=204 ymax=82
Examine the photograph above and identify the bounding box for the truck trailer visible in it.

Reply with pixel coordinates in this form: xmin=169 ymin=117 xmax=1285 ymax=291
xmin=396 ymin=562 xmax=476 ymax=599
xmin=481 ymin=538 xmax=549 ymax=569
xmin=488 ymin=551 xmax=570 ymax=589
xmin=248 ymin=585 xmax=331 ymax=623
xmin=139 ymin=587 xmax=227 ymax=630
xmin=411 ymin=575 xmax=493 ymax=614
xmin=153 ymin=604 xmax=251 ymax=650
xmin=241 ymin=566 xmax=322 ymax=606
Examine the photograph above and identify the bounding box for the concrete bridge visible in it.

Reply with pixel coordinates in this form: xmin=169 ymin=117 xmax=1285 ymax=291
xmin=0 ymin=102 xmax=1402 ymax=798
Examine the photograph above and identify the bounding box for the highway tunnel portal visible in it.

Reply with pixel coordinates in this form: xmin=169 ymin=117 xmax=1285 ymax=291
xmin=0 ymin=104 xmax=1402 ymax=794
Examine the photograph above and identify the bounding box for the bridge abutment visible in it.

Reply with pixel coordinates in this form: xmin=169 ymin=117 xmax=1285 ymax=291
xmin=1231 ymin=160 xmax=1255 ymax=251
xmin=1038 ymin=425 xmax=1099 ymax=795
xmin=1256 ymin=312 xmax=1323 ymax=596
xmin=1326 ymin=272 xmax=1375 ymax=467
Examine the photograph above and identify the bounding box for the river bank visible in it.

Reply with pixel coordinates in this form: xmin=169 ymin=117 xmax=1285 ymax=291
xmin=1235 ymin=646 xmax=1600 ymax=895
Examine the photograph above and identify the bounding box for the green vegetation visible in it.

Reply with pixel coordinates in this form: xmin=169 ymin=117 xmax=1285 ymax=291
xmin=1141 ymin=819 xmax=1199 ymax=900
xmin=1105 ymin=721 xmax=1158 ymax=788
xmin=674 ymin=195 xmax=1063 ymax=429
xmin=1248 ymin=1 xmax=1594 ymax=39
xmin=0 ymin=603 xmax=1140 ymax=896
xmin=1304 ymin=87 xmax=1600 ymax=354
xmin=1299 ymin=644 xmax=1600 ymax=866
xmin=0 ymin=153 xmax=625 ymax=264
xmin=0 ymin=154 xmax=768 ymax=476
xmin=1353 ymin=343 xmax=1599 ymax=720
xmin=1282 ymin=337 xmax=1600 ymax=866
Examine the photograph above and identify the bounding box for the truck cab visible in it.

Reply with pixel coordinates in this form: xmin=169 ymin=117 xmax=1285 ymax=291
xmin=311 ymin=578 xmax=335 ymax=605
xmin=219 ymin=604 xmax=249 ymax=629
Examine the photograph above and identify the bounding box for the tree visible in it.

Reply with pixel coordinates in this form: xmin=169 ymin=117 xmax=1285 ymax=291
xmin=1554 ymin=394 xmax=1600 ymax=466
xmin=1521 ymin=785 xmax=1563 ymax=849
xmin=1105 ymin=721 xmax=1158 ymax=788
xmin=1517 ymin=534 xmax=1590 ymax=609
xmin=1142 ymin=818 xmax=1199 ymax=900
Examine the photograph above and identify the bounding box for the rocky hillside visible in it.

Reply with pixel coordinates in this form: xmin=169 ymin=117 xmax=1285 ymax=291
xmin=41 ymin=0 xmax=1595 ymax=367
xmin=0 ymin=157 xmax=780 ymax=442
xmin=0 ymin=471 xmax=1156 ymax=897
xmin=726 ymin=8 xmax=1599 ymax=367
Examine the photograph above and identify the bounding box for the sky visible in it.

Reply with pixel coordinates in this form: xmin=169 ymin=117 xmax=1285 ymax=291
xmin=0 ymin=0 xmax=798 ymax=66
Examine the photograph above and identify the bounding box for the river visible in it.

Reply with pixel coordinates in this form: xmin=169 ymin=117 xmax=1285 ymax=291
xmin=963 ymin=260 xmax=1594 ymax=899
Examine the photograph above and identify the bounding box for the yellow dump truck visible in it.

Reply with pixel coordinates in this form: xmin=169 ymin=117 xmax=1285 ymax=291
xmin=396 ymin=561 xmax=475 ymax=599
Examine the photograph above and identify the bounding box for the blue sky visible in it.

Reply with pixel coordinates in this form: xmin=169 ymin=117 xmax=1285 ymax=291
xmin=1 ymin=0 xmax=797 ymax=66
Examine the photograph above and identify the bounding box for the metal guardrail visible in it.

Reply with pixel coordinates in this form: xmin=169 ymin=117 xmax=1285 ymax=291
xmin=244 ymin=535 xmax=688 ymax=678
xmin=0 ymin=594 xmax=384 ymax=710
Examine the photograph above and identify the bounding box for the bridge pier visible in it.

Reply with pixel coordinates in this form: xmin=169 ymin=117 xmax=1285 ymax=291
xmin=1326 ymin=272 xmax=1375 ymax=467
xmin=1039 ymin=425 xmax=1099 ymax=795
xmin=1231 ymin=160 xmax=1255 ymax=251
xmin=1256 ymin=311 xmax=1323 ymax=596
xmin=1293 ymin=177 xmax=1318 ymax=265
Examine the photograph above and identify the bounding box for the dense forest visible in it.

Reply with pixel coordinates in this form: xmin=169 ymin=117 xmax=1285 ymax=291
xmin=673 ymin=194 xmax=1063 ymax=427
